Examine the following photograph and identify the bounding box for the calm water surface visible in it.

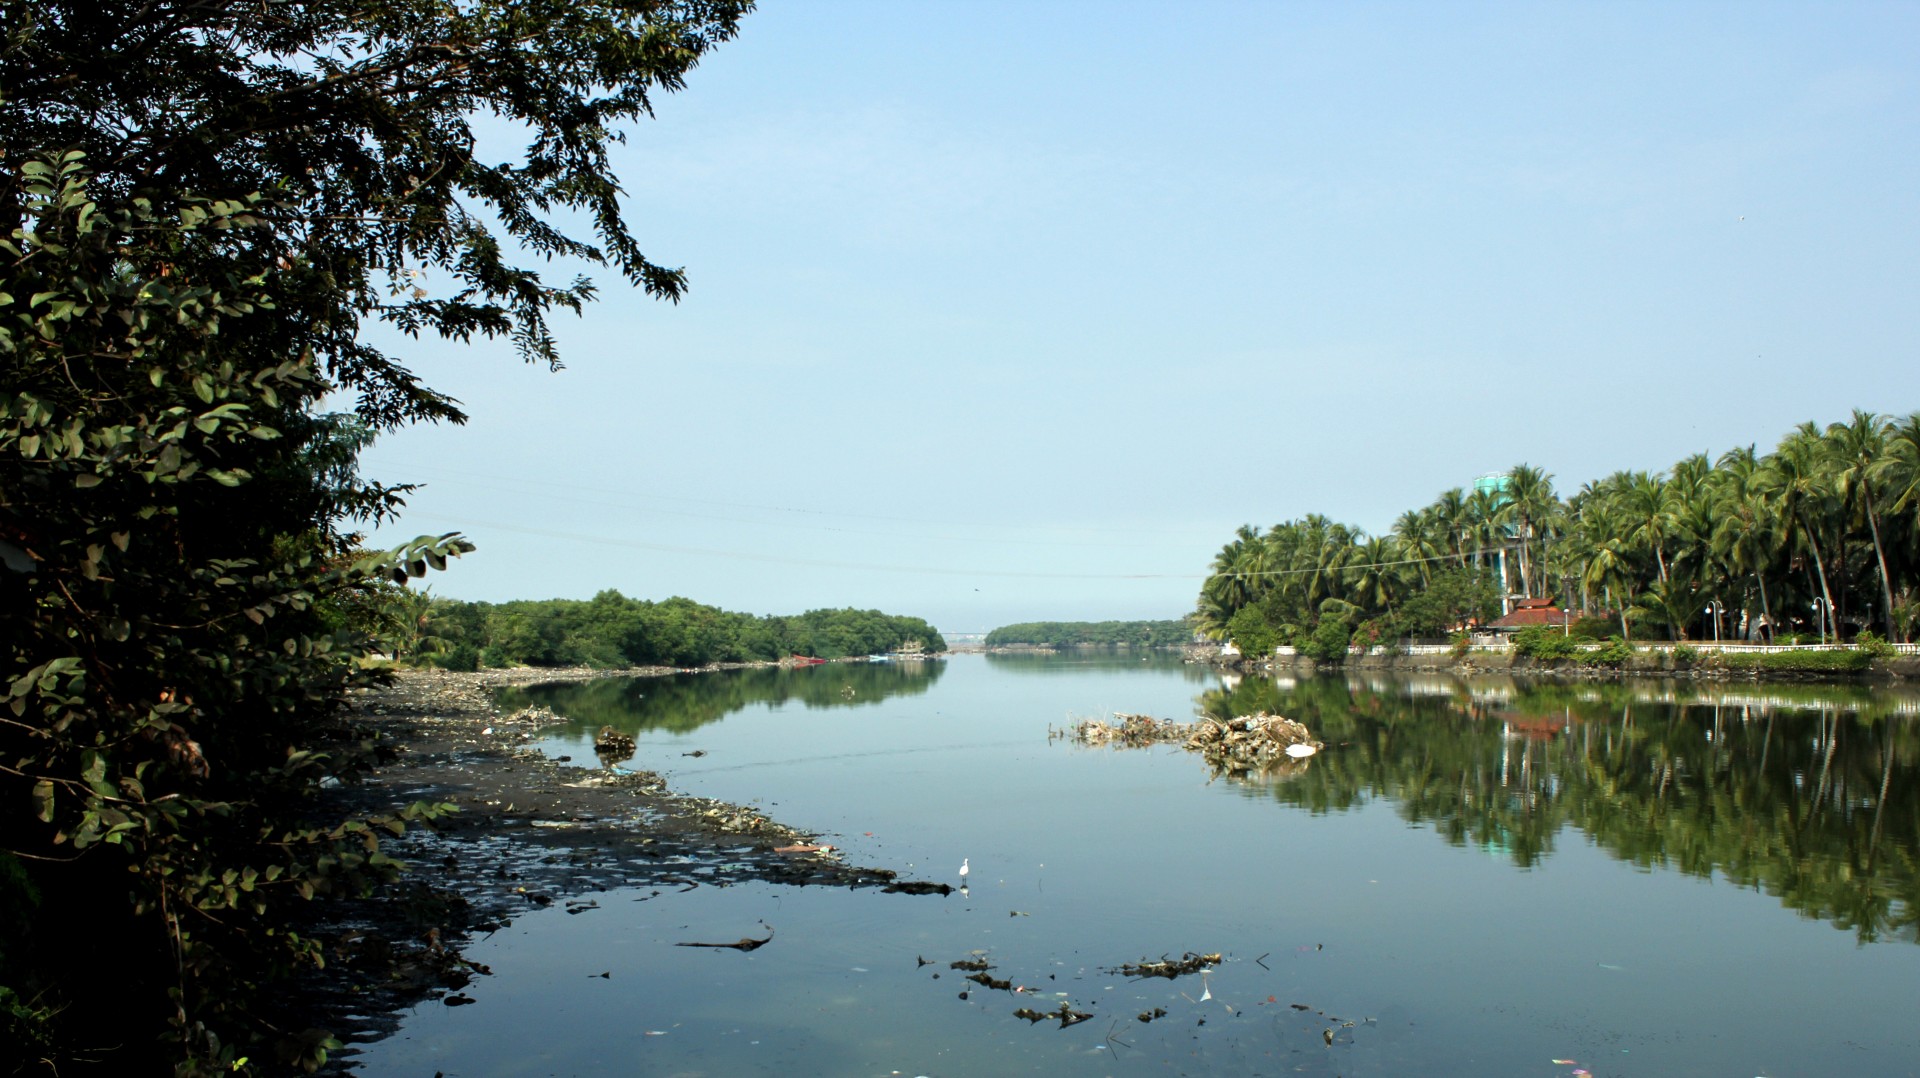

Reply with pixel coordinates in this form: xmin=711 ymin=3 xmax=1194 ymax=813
xmin=357 ymin=653 xmax=1920 ymax=1076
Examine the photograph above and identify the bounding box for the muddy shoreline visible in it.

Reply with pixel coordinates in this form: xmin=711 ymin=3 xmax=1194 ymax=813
xmin=303 ymin=665 xmax=941 ymax=1072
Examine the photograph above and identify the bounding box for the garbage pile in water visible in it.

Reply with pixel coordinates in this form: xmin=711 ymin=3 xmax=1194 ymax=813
xmin=1070 ymin=711 xmax=1322 ymax=779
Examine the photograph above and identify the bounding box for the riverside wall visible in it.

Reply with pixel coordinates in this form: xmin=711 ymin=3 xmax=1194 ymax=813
xmin=1210 ymin=648 xmax=1920 ymax=683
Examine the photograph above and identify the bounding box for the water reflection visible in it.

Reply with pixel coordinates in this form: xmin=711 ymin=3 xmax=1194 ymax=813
xmin=982 ymin=647 xmax=1218 ymax=682
xmin=499 ymin=659 xmax=945 ymax=737
xmin=1200 ymin=673 xmax=1920 ymax=943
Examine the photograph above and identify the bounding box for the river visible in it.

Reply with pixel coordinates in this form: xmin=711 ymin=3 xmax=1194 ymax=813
xmin=354 ymin=651 xmax=1920 ymax=1076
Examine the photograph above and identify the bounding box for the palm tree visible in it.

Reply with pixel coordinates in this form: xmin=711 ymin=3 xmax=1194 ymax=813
xmin=1617 ymin=470 xmax=1673 ymax=584
xmin=1466 ymin=485 xmax=1509 ymax=595
xmin=1499 ymin=464 xmax=1558 ymax=599
xmin=1392 ymin=508 xmax=1443 ymax=586
xmin=1713 ymin=445 xmax=1778 ymax=639
xmin=1346 ymin=535 xmax=1400 ymax=614
xmin=1762 ymin=426 xmax=1839 ymax=640
xmin=1434 ymin=487 xmax=1472 ymax=568
xmin=1827 ymin=409 xmax=1898 ymax=639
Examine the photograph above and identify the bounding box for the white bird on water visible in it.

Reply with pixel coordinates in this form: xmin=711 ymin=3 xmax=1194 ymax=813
xmin=958 ymin=858 xmax=970 ymax=883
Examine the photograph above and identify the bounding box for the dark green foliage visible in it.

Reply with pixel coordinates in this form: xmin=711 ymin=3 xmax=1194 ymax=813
xmin=1298 ymin=618 xmax=1354 ymax=661
xmin=417 ymin=592 xmax=943 ymax=669
xmin=1855 ymin=631 xmax=1897 ymax=660
xmin=2 ymin=1 xmax=752 ymax=1071
xmin=1225 ymin=606 xmax=1280 ymax=659
xmin=984 ymin=620 xmax=1191 ymax=647
xmin=1386 ymin=568 xmax=1500 ymax=639
xmin=1511 ymin=626 xmax=1583 ymax=660
xmin=1569 ymin=616 xmax=1619 ymax=640
xmin=0 ymin=152 xmax=468 ymax=1073
xmin=3 ymin=0 xmax=751 ymax=429
xmin=1587 ymin=636 xmax=1636 ymax=667
xmin=1720 ymin=649 xmax=1874 ymax=674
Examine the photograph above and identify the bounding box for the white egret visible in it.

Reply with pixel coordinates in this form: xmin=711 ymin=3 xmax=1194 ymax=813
xmin=959 ymin=858 xmax=970 ymax=883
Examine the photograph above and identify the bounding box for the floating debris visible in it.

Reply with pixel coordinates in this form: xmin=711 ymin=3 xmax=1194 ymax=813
xmin=1073 ymin=713 xmax=1191 ymax=747
xmin=1110 ymin=952 xmax=1223 ymax=980
xmin=1187 ymin=713 xmax=1321 ymax=772
xmin=1070 ymin=711 xmax=1323 ymax=779
xmin=675 ymin=926 xmax=774 ymax=952
xmin=881 ymin=880 xmax=954 ymax=896
xmin=1013 ymin=1003 xmax=1094 ymax=1028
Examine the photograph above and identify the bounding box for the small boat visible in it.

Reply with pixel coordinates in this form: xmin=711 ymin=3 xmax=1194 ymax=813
xmin=790 ymin=654 xmax=828 ymax=666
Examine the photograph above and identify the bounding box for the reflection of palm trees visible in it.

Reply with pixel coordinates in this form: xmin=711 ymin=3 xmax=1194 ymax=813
xmin=1200 ymin=671 xmax=1920 ymax=943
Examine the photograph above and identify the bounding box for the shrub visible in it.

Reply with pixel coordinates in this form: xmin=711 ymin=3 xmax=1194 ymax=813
xmin=1854 ymin=631 xmax=1896 ymax=660
xmin=1300 ymin=618 xmax=1354 ymax=661
xmin=1671 ymin=643 xmax=1701 ymax=668
xmin=1450 ymin=631 xmax=1472 ymax=659
xmin=1512 ymin=626 xmax=1582 ymax=660
xmin=1720 ymin=649 xmax=1872 ymax=674
xmin=1227 ymin=605 xmax=1280 ymax=659
xmin=1588 ymin=636 xmax=1636 ymax=668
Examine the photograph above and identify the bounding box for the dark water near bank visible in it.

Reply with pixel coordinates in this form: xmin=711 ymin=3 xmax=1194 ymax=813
xmin=358 ymin=654 xmax=1920 ymax=1076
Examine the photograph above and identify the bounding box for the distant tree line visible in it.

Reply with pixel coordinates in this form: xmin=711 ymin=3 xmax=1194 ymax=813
xmin=397 ymin=590 xmax=945 ymax=670
xmin=1198 ymin=410 xmax=1920 ymax=654
xmin=984 ymin=620 xmax=1192 ymax=647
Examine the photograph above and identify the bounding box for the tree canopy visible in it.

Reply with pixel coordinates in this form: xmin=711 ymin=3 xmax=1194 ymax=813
xmin=984 ymin=620 xmax=1192 ymax=648
xmin=1198 ymin=410 xmax=1920 ymax=652
xmin=1 ymin=1 xmax=752 ymax=1072
xmin=404 ymin=592 xmax=945 ymax=671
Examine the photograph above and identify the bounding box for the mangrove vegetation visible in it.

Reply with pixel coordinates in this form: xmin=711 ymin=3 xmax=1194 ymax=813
xmin=400 ymin=592 xmax=945 ymax=671
xmin=984 ymin=620 xmax=1191 ymax=648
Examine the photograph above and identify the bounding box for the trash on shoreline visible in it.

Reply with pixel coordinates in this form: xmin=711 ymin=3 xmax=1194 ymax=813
xmin=593 ymin=726 xmax=637 ymax=759
xmin=505 ymin=704 xmax=563 ymax=726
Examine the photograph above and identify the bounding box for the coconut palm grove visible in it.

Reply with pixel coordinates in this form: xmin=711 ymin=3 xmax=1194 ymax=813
xmin=1195 ymin=410 xmax=1920 ymax=651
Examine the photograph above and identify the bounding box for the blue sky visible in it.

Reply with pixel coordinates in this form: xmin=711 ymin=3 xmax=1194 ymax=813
xmin=360 ymin=1 xmax=1920 ymax=634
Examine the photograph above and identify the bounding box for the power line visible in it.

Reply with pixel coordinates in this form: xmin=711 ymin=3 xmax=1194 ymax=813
xmin=390 ymin=514 xmax=1208 ymax=580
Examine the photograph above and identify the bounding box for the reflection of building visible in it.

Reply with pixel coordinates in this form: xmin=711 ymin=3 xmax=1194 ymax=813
xmin=1484 ymin=598 xmax=1576 ymax=633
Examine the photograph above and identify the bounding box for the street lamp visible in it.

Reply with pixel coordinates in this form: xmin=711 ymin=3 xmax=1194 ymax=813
xmin=1703 ymin=600 xmax=1724 ymax=644
xmin=1812 ymin=598 xmax=1830 ymax=645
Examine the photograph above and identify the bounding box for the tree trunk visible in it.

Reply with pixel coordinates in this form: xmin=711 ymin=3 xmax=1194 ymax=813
xmin=1800 ymin=510 xmax=1837 ymax=642
xmin=1863 ymin=488 xmax=1899 ymax=640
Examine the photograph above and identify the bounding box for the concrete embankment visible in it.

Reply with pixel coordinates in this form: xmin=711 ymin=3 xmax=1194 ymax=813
xmin=1211 ymin=648 xmax=1920 ymax=682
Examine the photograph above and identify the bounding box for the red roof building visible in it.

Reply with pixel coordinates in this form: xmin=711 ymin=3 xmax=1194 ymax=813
xmin=1485 ymin=598 xmax=1578 ymax=632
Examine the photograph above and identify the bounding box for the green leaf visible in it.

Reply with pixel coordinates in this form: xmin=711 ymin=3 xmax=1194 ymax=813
xmin=31 ymin=780 xmax=54 ymax=823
